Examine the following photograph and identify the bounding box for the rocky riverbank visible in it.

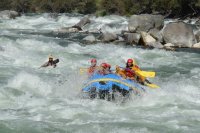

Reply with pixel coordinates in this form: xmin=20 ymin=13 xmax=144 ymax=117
xmin=1 ymin=10 xmax=200 ymax=50
xmin=54 ymin=14 xmax=200 ymax=50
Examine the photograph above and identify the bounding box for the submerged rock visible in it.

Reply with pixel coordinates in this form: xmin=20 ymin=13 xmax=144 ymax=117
xmin=55 ymin=27 xmax=80 ymax=33
xmin=83 ymin=35 xmax=96 ymax=43
xmin=55 ymin=16 xmax=91 ymax=33
xmin=72 ymin=16 xmax=91 ymax=31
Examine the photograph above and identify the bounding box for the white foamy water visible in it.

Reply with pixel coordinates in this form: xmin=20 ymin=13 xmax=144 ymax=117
xmin=0 ymin=13 xmax=200 ymax=133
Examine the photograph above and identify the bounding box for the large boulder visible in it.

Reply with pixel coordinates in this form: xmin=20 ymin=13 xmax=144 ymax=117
xmin=140 ymin=31 xmax=163 ymax=48
xmin=0 ymin=10 xmax=19 ymax=19
xmin=123 ymin=33 xmax=141 ymax=44
xmin=148 ymin=29 xmax=163 ymax=42
xmin=101 ymin=32 xmax=118 ymax=42
xmin=162 ymin=22 xmax=196 ymax=47
xmin=195 ymin=31 xmax=200 ymax=42
xmin=128 ymin=14 xmax=164 ymax=32
xmin=140 ymin=32 xmax=156 ymax=45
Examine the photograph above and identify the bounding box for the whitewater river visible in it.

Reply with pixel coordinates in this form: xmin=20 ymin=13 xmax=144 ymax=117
xmin=0 ymin=13 xmax=200 ymax=133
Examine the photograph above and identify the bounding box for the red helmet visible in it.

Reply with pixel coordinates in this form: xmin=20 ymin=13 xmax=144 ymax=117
xmin=91 ymin=59 xmax=97 ymax=63
xmin=101 ymin=63 xmax=107 ymax=68
xmin=127 ymin=59 xmax=133 ymax=63
xmin=106 ymin=63 xmax=111 ymax=68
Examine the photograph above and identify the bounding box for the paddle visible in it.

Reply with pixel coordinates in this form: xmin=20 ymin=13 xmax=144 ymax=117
xmin=79 ymin=68 xmax=88 ymax=74
xmin=119 ymin=66 xmax=160 ymax=88
xmin=119 ymin=67 xmax=155 ymax=78
xmin=135 ymin=70 xmax=155 ymax=78
xmin=79 ymin=67 xmax=116 ymax=74
xmin=145 ymin=83 xmax=160 ymax=88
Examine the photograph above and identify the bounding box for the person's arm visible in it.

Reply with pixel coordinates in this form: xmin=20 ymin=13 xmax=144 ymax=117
xmin=116 ymin=66 xmax=126 ymax=78
xmin=87 ymin=67 xmax=91 ymax=73
xmin=134 ymin=65 xmax=141 ymax=71
xmin=40 ymin=62 xmax=49 ymax=68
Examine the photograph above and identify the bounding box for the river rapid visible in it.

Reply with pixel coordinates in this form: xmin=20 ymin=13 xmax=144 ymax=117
xmin=0 ymin=13 xmax=200 ymax=133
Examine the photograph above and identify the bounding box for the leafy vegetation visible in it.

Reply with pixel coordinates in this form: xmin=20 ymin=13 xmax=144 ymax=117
xmin=0 ymin=0 xmax=200 ymax=17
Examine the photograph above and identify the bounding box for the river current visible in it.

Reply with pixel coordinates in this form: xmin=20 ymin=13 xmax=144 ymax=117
xmin=0 ymin=13 xmax=200 ymax=133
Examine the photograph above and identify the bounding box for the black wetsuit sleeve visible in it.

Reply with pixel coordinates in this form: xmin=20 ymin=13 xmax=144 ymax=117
xmin=41 ymin=62 xmax=49 ymax=67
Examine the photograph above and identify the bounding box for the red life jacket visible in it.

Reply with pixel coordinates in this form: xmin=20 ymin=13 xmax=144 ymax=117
xmin=125 ymin=67 xmax=135 ymax=78
xmin=125 ymin=64 xmax=140 ymax=78
xmin=88 ymin=66 xmax=95 ymax=74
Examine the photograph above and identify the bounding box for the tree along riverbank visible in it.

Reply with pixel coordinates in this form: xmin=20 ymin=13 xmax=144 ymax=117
xmin=1 ymin=0 xmax=200 ymax=18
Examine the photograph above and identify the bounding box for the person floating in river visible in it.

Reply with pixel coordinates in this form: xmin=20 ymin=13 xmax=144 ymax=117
xmin=40 ymin=55 xmax=59 ymax=68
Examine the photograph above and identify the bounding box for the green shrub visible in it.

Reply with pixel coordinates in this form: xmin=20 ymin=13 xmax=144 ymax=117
xmin=0 ymin=0 xmax=199 ymax=17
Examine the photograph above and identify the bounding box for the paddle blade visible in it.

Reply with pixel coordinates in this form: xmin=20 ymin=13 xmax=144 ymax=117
xmin=136 ymin=71 xmax=155 ymax=78
xmin=79 ymin=68 xmax=88 ymax=74
xmin=145 ymin=83 xmax=160 ymax=89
